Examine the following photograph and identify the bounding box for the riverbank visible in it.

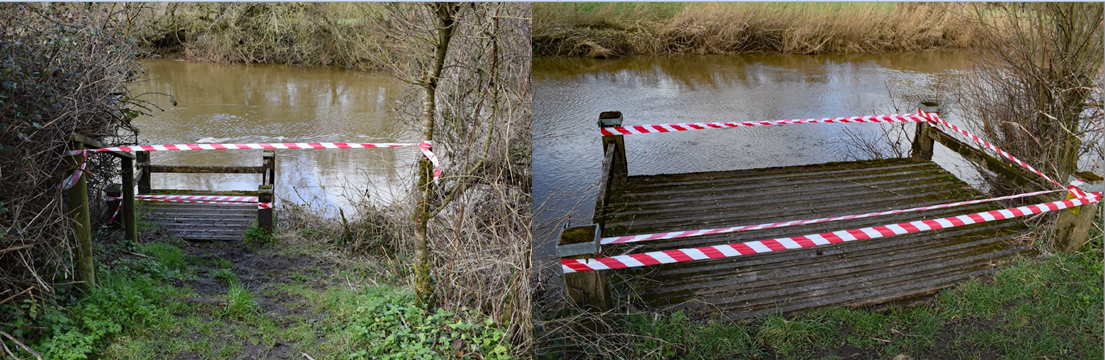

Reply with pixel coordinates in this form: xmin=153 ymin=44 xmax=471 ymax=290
xmin=133 ymin=3 xmax=395 ymax=71
xmin=536 ymin=209 xmax=1103 ymax=359
xmin=534 ymin=3 xmax=976 ymax=58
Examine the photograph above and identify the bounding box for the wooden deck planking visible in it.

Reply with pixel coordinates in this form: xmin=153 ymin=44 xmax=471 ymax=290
xmin=599 ymin=158 xmax=1032 ymax=319
xmin=140 ymin=202 xmax=257 ymax=241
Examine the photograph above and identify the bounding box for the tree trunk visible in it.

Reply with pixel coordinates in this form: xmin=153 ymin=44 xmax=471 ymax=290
xmin=413 ymin=2 xmax=459 ymax=306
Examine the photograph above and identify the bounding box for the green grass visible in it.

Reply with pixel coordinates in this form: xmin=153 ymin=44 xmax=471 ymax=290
xmin=224 ymin=283 xmax=259 ymax=319
xmin=3 ymin=234 xmax=514 ymax=359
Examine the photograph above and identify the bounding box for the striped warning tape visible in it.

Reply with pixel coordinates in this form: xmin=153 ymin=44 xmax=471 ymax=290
xmin=60 ymin=151 xmax=87 ymax=190
xmin=75 ymin=142 xmax=418 ymax=152
xmin=600 ymin=113 xmax=925 ymax=136
xmin=600 ymin=189 xmax=1066 ymax=245
xmin=66 ymin=141 xmax=442 ymax=183
xmin=561 ymin=192 xmax=1101 ymax=273
xmin=107 ymin=196 xmax=272 ymax=209
xmin=134 ymin=194 xmax=258 ymax=202
xmin=600 ymin=110 xmax=1070 ymax=195
xmin=917 ymin=110 xmax=1063 ymax=190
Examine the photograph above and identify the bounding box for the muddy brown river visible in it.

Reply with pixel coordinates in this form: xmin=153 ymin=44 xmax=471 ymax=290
xmin=130 ymin=59 xmax=419 ymax=215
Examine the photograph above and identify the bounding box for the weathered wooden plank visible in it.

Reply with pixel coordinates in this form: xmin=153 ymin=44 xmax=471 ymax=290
xmin=146 ymin=189 xmax=260 ymax=196
xmin=928 ymin=129 xmax=1052 ymax=195
xmin=139 ymin=200 xmax=257 ymax=241
xmin=71 ymin=133 xmax=134 ymax=159
xmin=147 ymin=165 xmax=265 ymax=174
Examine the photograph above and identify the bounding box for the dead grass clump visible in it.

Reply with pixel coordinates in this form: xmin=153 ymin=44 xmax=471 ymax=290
xmin=1 ymin=3 xmax=144 ymax=307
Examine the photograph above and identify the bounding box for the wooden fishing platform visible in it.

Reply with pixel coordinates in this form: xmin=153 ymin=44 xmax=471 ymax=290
xmin=556 ymin=107 xmax=1097 ymax=319
xmin=601 ymin=158 xmax=1029 ymax=319
xmin=125 ymin=150 xmax=275 ymax=241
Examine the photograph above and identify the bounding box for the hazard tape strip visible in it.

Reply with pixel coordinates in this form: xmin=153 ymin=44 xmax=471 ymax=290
xmin=600 ymin=110 xmax=1071 ymax=195
xmin=600 ymin=189 xmax=1066 ymax=245
xmin=561 ymin=193 xmax=1101 ymax=273
xmin=108 ymin=196 xmax=271 ymax=209
xmin=917 ymin=110 xmax=1063 ymax=190
xmin=67 ymin=141 xmax=442 ymax=183
xmin=60 ymin=151 xmax=87 ymax=190
xmin=599 ymin=113 xmax=925 ymax=136
xmin=135 ymin=194 xmax=258 ymax=202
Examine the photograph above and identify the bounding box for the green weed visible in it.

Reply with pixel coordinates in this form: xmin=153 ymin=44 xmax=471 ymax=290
xmin=224 ymin=283 xmax=260 ymax=319
xmin=244 ymin=222 xmax=277 ymax=245
xmin=213 ymin=269 xmax=238 ymax=285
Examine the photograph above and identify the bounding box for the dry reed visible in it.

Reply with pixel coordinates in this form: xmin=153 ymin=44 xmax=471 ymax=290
xmin=535 ymin=3 xmax=977 ymax=57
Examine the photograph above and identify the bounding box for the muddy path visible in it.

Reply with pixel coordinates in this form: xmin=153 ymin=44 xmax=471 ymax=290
xmin=171 ymin=238 xmax=343 ymax=359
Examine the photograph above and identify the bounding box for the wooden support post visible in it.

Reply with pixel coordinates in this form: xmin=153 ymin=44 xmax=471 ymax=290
xmin=121 ymin=156 xmax=137 ymax=241
xmin=1053 ymin=175 xmax=1103 ymax=253
xmin=258 ymin=185 xmax=273 ymax=232
xmin=67 ymin=141 xmax=94 ymax=290
xmin=136 ymin=151 xmax=150 ymax=194
xmin=599 ymin=111 xmax=627 ymax=187
xmin=262 ymin=149 xmax=275 ymax=186
xmin=910 ymin=102 xmax=939 ymax=161
xmin=558 ymin=224 xmax=611 ymax=312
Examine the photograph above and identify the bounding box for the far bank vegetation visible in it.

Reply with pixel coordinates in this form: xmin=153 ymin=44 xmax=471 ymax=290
xmin=534 ymin=3 xmax=978 ymax=58
xmin=130 ymin=3 xmax=402 ymax=71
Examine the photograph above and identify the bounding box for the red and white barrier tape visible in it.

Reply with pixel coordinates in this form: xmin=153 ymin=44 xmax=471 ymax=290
xmin=562 ymin=192 xmax=1101 ymax=273
xmin=601 ymin=110 xmax=1071 ymax=195
xmin=600 ymin=113 xmax=925 ymax=136
xmin=75 ymin=142 xmax=419 ymax=152
xmin=107 ymin=201 xmax=122 ymax=223
xmin=135 ymin=194 xmax=258 ymax=202
xmin=917 ymin=110 xmax=1063 ymax=190
xmin=60 ymin=151 xmax=87 ymax=190
xmin=600 ymin=189 xmax=1065 ymax=245
xmin=108 ymin=196 xmax=271 ymax=209
xmin=66 ymin=140 xmax=442 ymax=184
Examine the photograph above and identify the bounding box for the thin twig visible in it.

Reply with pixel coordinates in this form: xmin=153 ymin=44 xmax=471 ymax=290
xmin=0 ymin=286 xmax=34 ymax=307
xmin=0 ymin=328 xmax=42 ymax=360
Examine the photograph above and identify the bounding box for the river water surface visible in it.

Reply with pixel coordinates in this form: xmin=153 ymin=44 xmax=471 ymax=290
xmin=130 ymin=59 xmax=418 ymax=215
xmin=532 ymin=52 xmax=986 ymax=262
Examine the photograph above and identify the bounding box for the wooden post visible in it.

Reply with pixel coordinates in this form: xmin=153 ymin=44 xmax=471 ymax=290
xmin=599 ymin=111 xmax=627 ymax=187
xmin=1053 ymin=175 xmax=1103 ymax=253
xmin=558 ymin=224 xmax=611 ymax=312
xmin=262 ymin=149 xmax=275 ymax=186
xmin=121 ymin=156 xmax=137 ymax=241
xmin=258 ymin=185 xmax=273 ymax=232
xmin=136 ymin=151 xmax=150 ymax=194
xmin=66 ymin=141 xmax=94 ymax=290
xmin=911 ymin=102 xmax=939 ymax=162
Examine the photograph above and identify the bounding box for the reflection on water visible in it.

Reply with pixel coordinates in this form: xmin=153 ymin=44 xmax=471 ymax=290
xmin=130 ymin=59 xmax=418 ymax=215
xmin=533 ymin=52 xmax=979 ymax=261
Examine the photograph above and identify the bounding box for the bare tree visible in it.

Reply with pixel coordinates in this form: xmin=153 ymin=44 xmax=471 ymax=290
xmin=958 ymin=3 xmax=1103 ymax=194
xmin=368 ymin=2 xmax=533 ymax=350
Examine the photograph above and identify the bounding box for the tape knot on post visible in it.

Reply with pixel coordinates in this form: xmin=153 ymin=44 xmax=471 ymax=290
xmin=418 ymin=141 xmax=441 ymax=185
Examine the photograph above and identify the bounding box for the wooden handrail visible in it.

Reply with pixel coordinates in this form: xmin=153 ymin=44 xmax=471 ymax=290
xmin=147 ymin=165 xmax=265 ymax=174
xmin=70 ymin=133 xmax=134 ymax=159
xmin=592 ymin=142 xmax=617 ymax=228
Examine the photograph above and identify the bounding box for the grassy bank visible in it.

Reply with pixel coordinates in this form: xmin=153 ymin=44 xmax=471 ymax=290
xmin=534 ymin=3 xmax=976 ymax=57
xmin=537 ymin=209 xmax=1103 ymax=359
xmin=0 ymin=228 xmax=513 ymax=359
